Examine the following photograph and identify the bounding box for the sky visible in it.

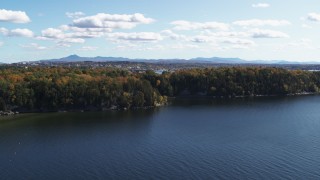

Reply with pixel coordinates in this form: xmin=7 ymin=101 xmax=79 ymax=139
xmin=1 ymin=0 xmax=320 ymax=62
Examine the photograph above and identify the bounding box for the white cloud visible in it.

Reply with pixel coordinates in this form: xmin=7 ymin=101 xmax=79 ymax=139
xmin=41 ymin=28 xmax=64 ymax=39
xmin=20 ymin=43 xmax=47 ymax=50
xmin=202 ymin=31 xmax=250 ymax=38
xmin=60 ymin=25 xmax=111 ymax=33
xmin=307 ymin=13 xmax=320 ymax=22
xmin=161 ymin=30 xmax=187 ymax=40
xmin=62 ymin=38 xmax=85 ymax=43
xmin=191 ymin=37 xmax=255 ymax=49
xmin=250 ymin=29 xmax=289 ymax=38
xmin=40 ymin=28 xmax=85 ymax=44
xmin=66 ymin=12 xmax=85 ymax=19
xmin=221 ymin=38 xmax=255 ymax=46
xmin=0 ymin=28 xmax=34 ymax=37
xmin=72 ymin=13 xmax=154 ymax=29
xmin=190 ymin=35 xmax=213 ymax=43
xmin=38 ymin=13 xmax=156 ymax=47
xmin=252 ymin=3 xmax=270 ymax=8
xmin=107 ymin=32 xmax=163 ymax=42
xmin=0 ymin=27 xmax=8 ymax=34
xmin=44 ymin=27 xmax=104 ymax=40
xmin=79 ymin=46 xmax=98 ymax=51
xmin=233 ymin=19 xmax=291 ymax=27
xmin=39 ymin=24 xmax=114 ymax=46
xmin=9 ymin=28 xmax=34 ymax=37
xmin=161 ymin=27 xmax=287 ymax=50
xmin=187 ymin=34 xmax=255 ymax=49
xmin=0 ymin=9 xmax=30 ymax=23
xmin=171 ymin=21 xmax=229 ymax=31
xmin=59 ymin=25 xmax=110 ymax=38
xmin=56 ymin=43 xmax=71 ymax=48
xmin=0 ymin=42 xmax=3 ymax=47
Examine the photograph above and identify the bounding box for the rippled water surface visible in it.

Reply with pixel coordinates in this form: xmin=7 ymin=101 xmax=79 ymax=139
xmin=1 ymin=96 xmax=320 ymax=179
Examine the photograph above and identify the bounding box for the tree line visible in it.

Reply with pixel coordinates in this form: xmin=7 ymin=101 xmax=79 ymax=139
xmin=0 ymin=67 xmax=166 ymax=112
xmin=0 ymin=66 xmax=319 ymax=111
xmin=148 ymin=67 xmax=320 ymax=97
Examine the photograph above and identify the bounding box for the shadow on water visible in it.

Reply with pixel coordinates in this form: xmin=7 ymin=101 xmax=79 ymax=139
xmin=0 ymin=109 xmax=159 ymax=129
xmin=0 ymin=109 xmax=159 ymax=155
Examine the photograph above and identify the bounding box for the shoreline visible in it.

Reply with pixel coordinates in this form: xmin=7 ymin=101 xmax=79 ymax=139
xmin=171 ymin=91 xmax=318 ymax=99
xmin=1 ymin=92 xmax=318 ymax=117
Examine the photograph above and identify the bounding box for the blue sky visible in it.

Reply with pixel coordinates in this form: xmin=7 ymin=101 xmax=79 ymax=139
xmin=1 ymin=0 xmax=320 ymax=62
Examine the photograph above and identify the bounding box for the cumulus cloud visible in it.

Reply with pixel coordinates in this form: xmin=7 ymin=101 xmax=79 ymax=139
xmin=41 ymin=28 xmax=64 ymax=39
xmin=39 ymin=25 xmax=115 ymax=46
xmin=233 ymin=19 xmax=290 ymax=27
xmin=66 ymin=12 xmax=85 ymax=19
xmin=249 ymin=29 xmax=289 ymax=38
xmin=187 ymin=33 xmax=255 ymax=48
xmin=0 ymin=28 xmax=34 ymax=37
xmin=0 ymin=9 xmax=31 ymax=23
xmin=171 ymin=20 xmax=229 ymax=31
xmin=161 ymin=30 xmax=187 ymax=40
xmin=38 ymin=13 xmax=156 ymax=47
xmin=252 ymin=3 xmax=270 ymax=8
xmin=307 ymin=13 xmax=320 ymax=22
xmin=20 ymin=43 xmax=47 ymax=50
xmin=40 ymin=28 xmax=85 ymax=44
xmin=62 ymin=38 xmax=85 ymax=43
xmin=72 ymin=13 xmax=154 ymax=29
xmin=59 ymin=25 xmax=111 ymax=38
xmin=192 ymin=36 xmax=256 ymax=49
xmin=107 ymin=32 xmax=163 ymax=42
xmin=9 ymin=28 xmax=34 ymax=37
xmin=60 ymin=25 xmax=111 ymax=32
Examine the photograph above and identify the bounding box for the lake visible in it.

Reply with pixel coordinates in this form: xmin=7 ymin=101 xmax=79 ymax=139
xmin=1 ymin=96 xmax=320 ymax=179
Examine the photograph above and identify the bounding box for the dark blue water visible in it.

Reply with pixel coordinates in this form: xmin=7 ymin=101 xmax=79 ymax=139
xmin=1 ymin=96 xmax=320 ymax=179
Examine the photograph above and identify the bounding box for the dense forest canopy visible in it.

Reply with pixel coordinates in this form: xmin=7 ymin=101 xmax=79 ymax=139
xmin=0 ymin=66 xmax=319 ymax=112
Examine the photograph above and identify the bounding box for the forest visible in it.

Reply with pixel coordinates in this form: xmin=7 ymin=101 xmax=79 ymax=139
xmin=0 ymin=66 xmax=320 ymax=112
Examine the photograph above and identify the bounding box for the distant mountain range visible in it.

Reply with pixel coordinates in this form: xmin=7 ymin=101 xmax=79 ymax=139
xmin=2 ymin=55 xmax=320 ymax=64
xmin=40 ymin=55 xmax=131 ymax=62
xmin=189 ymin=57 xmax=319 ymax=64
xmin=38 ymin=55 xmax=189 ymax=64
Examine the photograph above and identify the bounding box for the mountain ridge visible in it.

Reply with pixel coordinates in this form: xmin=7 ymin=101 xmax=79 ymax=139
xmin=3 ymin=55 xmax=320 ymax=64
